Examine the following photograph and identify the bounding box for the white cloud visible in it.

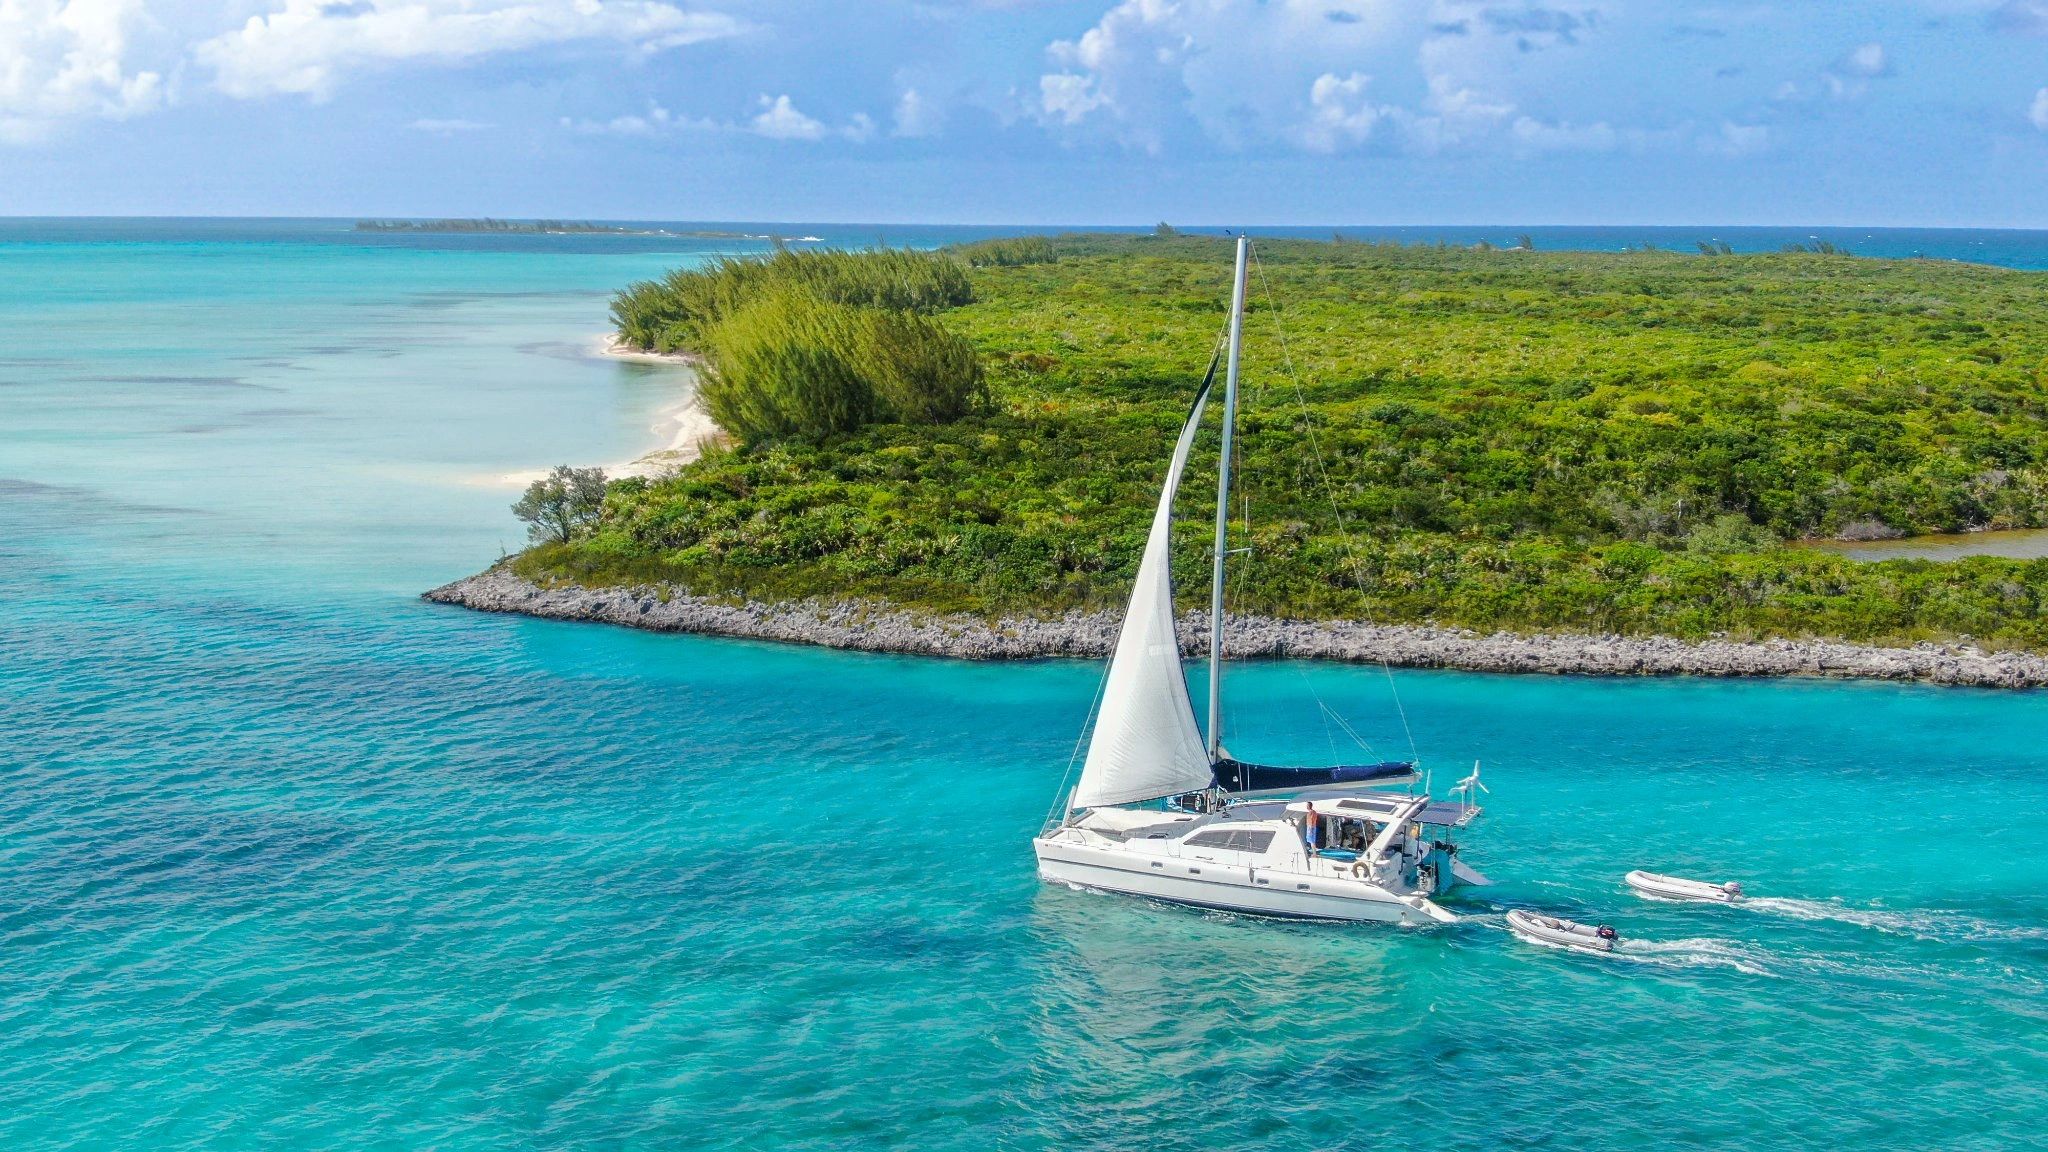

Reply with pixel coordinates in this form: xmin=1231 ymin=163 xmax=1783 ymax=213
xmin=410 ymin=117 xmax=491 ymax=132
xmin=1027 ymin=0 xmax=1894 ymax=165
xmin=1039 ymin=72 xmax=1104 ymax=124
xmin=1035 ymin=0 xmax=1426 ymax=152
xmin=1994 ymin=1 xmax=2048 ymax=35
xmin=1292 ymin=67 xmax=1520 ymax=157
xmin=196 ymin=1 xmax=743 ymax=101
xmin=892 ymin=86 xmax=939 ymax=137
xmin=1033 ymin=1 xmax=1607 ymax=156
xmin=749 ymin=93 xmax=826 ymax=140
xmin=1703 ymin=119 xmax=1769 ymax=156
xmin=559 ymin=102 xmax=730 ymax=136
xmin=1301 ymin=72 xmax=1385 ymax=152
xmin=1842 ymin=42 xmax=1887 ymax=78
xmin=0 ymin=0 xmax=164 ymax=142
xmin=1510 ymin=115 xmax=1615 ymax=154
xmin=1820 ymin=40 xmax=1889 ymax=99
xmin=559 ymin=96 xmax=868 ymax=142
xmin=2032 ymin=87 xmax=2048 ymax=131
xmin=562 ymin=103 xmax=678 ymax=136
xmin=1397 ymin=71 xmax=1515 ymax=154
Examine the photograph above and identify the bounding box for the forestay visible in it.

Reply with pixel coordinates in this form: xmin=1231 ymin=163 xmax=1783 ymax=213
xmin=1069 ymin=374 xmax=1219 ymax=811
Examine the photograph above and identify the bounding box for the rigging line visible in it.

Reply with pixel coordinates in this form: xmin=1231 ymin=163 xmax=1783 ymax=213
xmin=1248 ymin=246 xmax=1421 ymax=767
xmin=1294 ymin=662 xmax=1355 ymax=764
xmin=1323 ymin=702 xmax=1381 ymax=759
xmin=1293 ymin=660 xmax=1380 ymax=760
xmin=1043 ymin=642 xmax=1117 ymax=830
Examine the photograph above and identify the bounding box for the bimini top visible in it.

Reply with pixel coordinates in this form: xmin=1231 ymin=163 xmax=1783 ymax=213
xmin=1276 ymin=793 xmax=1478 ymax=828
xmin=1288 ymin=794 xmax=1420 ymax=820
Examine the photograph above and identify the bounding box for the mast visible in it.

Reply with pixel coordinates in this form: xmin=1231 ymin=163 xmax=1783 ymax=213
xmin=1207 ymin=235 xmax=1249 ymax=761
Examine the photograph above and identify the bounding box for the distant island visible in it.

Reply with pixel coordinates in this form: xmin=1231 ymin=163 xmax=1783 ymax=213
xmin=429 ymin=232 xmax=2048 ymax=685
xmin=354 ymin=218 xmax=759 ymax=238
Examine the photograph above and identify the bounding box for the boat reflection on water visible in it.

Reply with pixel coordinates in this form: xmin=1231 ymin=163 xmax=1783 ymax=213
xmin=1020 ymin=882 xmax=1428 ymax=1134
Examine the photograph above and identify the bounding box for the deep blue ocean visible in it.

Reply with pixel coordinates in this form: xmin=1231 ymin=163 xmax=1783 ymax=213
xmin=4 ymin=220 xmax=2047 ymax=1150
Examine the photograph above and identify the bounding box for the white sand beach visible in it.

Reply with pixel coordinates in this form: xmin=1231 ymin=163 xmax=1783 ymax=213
xmin=594 ymin=333 xmax=700 ymax=367
xmin=491 ymin=337 xmax=722 ymax=488
xmin=605 ymin=387 xmax=724 ymax=480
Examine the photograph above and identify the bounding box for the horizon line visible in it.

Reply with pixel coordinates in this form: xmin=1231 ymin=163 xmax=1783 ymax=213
xmin=5 ymin=215 xmax=2048 ymax=235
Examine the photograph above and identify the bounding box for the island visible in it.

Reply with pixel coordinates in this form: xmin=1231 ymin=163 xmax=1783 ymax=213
xmin=354 ymin=218 xmax=756 ymax=238
xmin=429 ymin=232 xmax=2048 ymax=686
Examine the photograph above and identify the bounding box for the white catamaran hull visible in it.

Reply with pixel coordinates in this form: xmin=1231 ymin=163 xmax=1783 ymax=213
xmin=1033 ymin=837 xmax=1450 ymax=925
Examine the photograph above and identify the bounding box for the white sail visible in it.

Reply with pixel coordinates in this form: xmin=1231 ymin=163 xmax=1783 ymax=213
xmin=1069 ymin=381 xmax=1216 ymax=810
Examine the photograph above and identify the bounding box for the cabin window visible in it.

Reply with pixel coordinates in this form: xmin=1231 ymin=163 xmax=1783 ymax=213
xmin=1184 ymin=831 xmax=1235 ymax=850
xmin=1237 ymin=830 xmax=1276 ymax=853
xmin=1342 ymin=821 xmax=1374 ymax=852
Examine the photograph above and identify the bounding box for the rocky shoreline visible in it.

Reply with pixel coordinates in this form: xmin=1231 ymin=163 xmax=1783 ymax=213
xmin=425 ymin=567 xmax=2048 ymax=688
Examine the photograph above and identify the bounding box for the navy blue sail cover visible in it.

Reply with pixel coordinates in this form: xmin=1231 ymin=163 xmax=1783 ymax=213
xmin=1211 ymin=758 xmax=1417 ymax=793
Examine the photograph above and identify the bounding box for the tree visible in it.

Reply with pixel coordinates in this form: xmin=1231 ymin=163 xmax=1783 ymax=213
xmin=698 ymin=289 xmax=878 ymax=443
xmin=854 ymin=307 xmax=985 ymax=426
xmin=513 ymin=465 xmax=608 ymax=544
xmin=696 ymin=287 xmax=983 ymax=444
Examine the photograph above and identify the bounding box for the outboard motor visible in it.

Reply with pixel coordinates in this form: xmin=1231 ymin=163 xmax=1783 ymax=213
xmin=1596 ymin=925 xmax=1619 ymax=942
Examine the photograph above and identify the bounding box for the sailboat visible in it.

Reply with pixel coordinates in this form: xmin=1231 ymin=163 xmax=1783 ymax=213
xmin=1032 ymin=236 xmax=1487 ymax=925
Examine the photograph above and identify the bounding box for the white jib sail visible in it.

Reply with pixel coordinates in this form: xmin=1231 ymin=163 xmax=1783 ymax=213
xmin=1069 ymin=381 xmax=1217 ymax=811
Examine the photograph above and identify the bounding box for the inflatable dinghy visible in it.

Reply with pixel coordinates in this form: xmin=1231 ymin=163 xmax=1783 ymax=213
xmin=1506 ymin=909 xmax=1619 ymax=954
xmin=1625 ymin=870 xmax=1743 ymax=904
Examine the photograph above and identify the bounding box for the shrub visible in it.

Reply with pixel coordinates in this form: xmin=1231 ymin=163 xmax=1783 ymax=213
xmin=697 ymin=291 xmax=984 ymax=443
xmin=853 ymin=308 xmax=985 ymax=425
xmin=698 ymin=290 xmax=879 ymax=443
xmin=610 ymin=247 xmax=972 ymax=354
xmin=953 ymin=236 xmax=1058 ymax=267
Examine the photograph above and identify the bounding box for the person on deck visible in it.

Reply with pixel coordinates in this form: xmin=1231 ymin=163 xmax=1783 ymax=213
xmin=1302 ymin=802 xmax=1320 ymax=855
xmin=1350 ymin=822 xmax=1379 ymax=878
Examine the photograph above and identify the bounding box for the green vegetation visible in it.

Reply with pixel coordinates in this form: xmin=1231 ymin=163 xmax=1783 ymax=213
xmin=545 ymin=234 xmax=2048 ymax=649
xmin=695 ymin=289 xmax=984 ymax=442
xmin=953 ymin=236 xmax=1060 ymax=267
xmin=513 ymin=466 xmax=609 ymax=544
xmin=609 ymin=247 xmax=973 ymax=354
xmin=612 ymin=247 xmax=982 ymax=444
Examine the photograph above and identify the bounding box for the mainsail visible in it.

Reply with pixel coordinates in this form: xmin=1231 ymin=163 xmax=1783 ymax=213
xmin=1068 ymin=368 xmax=1219 ymax=810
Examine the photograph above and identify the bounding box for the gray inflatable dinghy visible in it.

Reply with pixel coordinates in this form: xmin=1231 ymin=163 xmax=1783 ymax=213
xmin=1506 ymin=908 xmax=1620 ymax=954
xmin=1626 ymin=870 xmax=1743 ymax=903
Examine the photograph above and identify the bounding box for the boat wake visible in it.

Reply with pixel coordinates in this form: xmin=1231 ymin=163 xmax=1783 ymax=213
xmin=1612 ymin=936 xmax=1774 ymax=976
xmin=1741 ymin=897 xmax=2048 ymax=944
xmin=1478 ymin=912 xmax=1769 ymax=973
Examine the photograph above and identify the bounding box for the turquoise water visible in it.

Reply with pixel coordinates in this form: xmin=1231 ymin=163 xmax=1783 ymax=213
xmin=4 ymin=222 xmax=2048 ymax=1150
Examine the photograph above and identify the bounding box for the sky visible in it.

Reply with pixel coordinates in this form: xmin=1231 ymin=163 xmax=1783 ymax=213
xmin=3 ymin=1 xmax=2048 ymax=225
